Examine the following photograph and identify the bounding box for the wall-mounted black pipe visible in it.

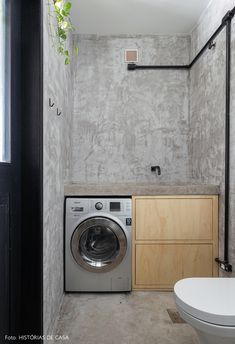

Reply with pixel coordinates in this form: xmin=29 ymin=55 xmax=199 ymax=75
xmin=128 ymin=21 xmax=225 ymax=71
xmin=128 ymin=7 xmax=235 ymax=72
xmin=188 ymin=22 xmax=225 ymax=68
xmin=128 ymin=5 xmax=235 ymax=272
xmin=215 ymin=12 xmax=233 ymax=272
xmin=128 ymin=64 xmax=188 ymax=70
xmin=225 ymin=19 xmax=231 ymax=264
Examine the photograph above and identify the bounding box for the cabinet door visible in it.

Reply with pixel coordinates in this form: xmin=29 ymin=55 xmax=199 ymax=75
xmin=135 ymin=198 xmax=213 ymax=241
xmin=135 ymin=244 xmax=213 ymax=288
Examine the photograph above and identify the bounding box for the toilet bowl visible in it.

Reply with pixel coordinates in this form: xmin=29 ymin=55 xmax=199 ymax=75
xmin=174 ymin=278 xmax=235 ymax=344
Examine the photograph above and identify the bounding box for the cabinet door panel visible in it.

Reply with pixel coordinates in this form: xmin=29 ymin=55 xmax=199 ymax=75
xmin=135 ymin=244 xmax=213 ymax=287
xmin=135 ymin=198 xmax=213 ymax=240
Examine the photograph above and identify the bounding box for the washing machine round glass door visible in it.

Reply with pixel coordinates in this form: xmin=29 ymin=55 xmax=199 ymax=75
xmin=71 ymin=217 xmax=127 ymax=272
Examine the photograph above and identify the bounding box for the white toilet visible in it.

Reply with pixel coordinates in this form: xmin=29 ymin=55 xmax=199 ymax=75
xmin=174 ymin=278 xmax=235 ymax=344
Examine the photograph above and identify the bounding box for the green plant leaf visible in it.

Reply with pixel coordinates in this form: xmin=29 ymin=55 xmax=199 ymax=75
xmin=58 ymin=27 xmax=67 ymax=40
xmin=75 ymin=46 xmax=79 ymax=55
xmin=65 ymin=57 xmax=70 ymax=65
xmin=58 ymin=46 xmax=64 ymax=54
xmin=61 ymin=9 xmax=68 ymax=17
xmin=64 ymin=2 xmax=72 ymax=12
xmin=56 ymin=13 xmax=64 ymax=22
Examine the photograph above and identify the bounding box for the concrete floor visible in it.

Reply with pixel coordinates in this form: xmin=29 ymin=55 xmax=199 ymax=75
xmin=52 ymin=292 xmax=199 ymax=344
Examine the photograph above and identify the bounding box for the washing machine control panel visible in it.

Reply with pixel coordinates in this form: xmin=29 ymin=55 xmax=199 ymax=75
xmin=67 ymin=198 xmax=131 ymax=219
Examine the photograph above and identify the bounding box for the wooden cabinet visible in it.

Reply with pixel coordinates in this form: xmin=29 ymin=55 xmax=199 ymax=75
xmin=132 ymin=196 xmax=218 ymax=290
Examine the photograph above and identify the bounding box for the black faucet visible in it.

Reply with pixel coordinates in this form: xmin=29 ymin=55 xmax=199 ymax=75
xmin=151 ymin=165 xmax=161 ymax=175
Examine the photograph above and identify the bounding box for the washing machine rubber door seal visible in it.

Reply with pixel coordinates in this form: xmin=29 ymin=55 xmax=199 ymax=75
xmin=71 ymin=216 xmax=127 ymax=273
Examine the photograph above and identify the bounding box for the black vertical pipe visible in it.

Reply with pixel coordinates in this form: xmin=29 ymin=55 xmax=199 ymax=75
xmin=216 ymin=12 xmax=233 ymax=271
xmin=224 ymin=19 xmax=231 ymax=264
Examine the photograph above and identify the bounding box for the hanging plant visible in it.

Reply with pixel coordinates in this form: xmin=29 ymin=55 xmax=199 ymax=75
xmin=48 ymin=0 xmax=78 ymax=65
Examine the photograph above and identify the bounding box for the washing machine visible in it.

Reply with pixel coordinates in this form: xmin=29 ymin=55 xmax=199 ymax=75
xmin=65 ymin=197 xmax=132 ymax=292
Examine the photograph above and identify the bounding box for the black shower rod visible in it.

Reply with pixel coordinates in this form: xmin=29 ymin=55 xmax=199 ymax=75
xmin=127 ymin=7 xmax=235 ymax=72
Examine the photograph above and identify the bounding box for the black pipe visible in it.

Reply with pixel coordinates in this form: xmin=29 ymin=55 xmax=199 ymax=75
xmin=225 ymin=18 xmax=231 ymax=266
xmin=128 ymin=22 xmax=225 ymax=71
xmin=215 ymin=15 xmax=233 ymax=272
xmin=128 ymin=7 xmax=235 ymax=71
xmin=189 ymin=22 xmax=225 ymax=68
xmin=128 ymin=64 xmax=188 ymax=70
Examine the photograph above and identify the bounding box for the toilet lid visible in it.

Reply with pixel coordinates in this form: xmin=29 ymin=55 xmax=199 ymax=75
xmin=174 ymin=278 xmax=235 ymax=326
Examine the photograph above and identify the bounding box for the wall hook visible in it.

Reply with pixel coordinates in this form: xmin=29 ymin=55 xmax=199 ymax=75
xmin=49 ymin=98 xmax=55 ymax=107
xmin=208 ymin=41 xmax=216 ymax=50
xmin=57 ymin=108 xmax=62 ymax=116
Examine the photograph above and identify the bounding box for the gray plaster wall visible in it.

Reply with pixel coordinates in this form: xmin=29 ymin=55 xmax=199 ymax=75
xmin=190 ymin=0 xmax=235 ymax=275
xmin=43 ymin=2 xmax=73 ymax=336
xmin=70 ymin=35 xmax=191 ymax=184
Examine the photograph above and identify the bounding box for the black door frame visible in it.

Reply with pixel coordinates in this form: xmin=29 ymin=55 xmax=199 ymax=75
xmin=1 ymin=0 xmax=43 ymax=340
xmin=20 ymin=0 xmax=43 ymax=337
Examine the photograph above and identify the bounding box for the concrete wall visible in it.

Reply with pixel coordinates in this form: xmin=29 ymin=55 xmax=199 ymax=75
xmin=43 ymin=2 xmax=73 ymax=335
xmin=70 ymin=35 xmax=191 ymax=183
xmin=190 ymin=0 xmax=235 ymax=275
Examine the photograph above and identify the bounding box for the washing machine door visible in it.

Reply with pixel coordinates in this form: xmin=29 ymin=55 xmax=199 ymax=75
xmin=71 ymin=217 xmax=127 ymax=272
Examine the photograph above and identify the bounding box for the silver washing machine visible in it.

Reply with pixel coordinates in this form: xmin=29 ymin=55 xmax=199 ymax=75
xmin=65 ymin=197 xmax=132 ymax=292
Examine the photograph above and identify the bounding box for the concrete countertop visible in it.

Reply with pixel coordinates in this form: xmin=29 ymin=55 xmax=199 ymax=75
xmin=64 ymin=183 xmax=220 ymax=196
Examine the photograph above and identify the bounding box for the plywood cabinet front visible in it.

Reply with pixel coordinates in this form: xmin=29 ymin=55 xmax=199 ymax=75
xmin=135 ymin=244 xmax=213 ymax=288
xmin=135 ymin=198 xmax=213 ymax=241
xmin=132 ymin=196 xmax=218 ymax=290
